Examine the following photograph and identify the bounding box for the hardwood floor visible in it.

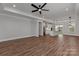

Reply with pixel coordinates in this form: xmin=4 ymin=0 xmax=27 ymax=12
xmin=0 ymin=35 xmax=79 ymax=56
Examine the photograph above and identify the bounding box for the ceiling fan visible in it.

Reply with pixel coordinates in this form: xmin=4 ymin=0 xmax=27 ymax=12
xmin=31 ymin=3 xmax=49 ymax=14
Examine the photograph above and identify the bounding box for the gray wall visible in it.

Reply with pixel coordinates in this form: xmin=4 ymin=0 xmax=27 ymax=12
xmin=0 ymin=14 xmax=37 ymax=41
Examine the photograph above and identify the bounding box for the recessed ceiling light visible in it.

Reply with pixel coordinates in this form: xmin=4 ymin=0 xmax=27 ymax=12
xmin=65 ymin=8 xmax=69 ymax=11
xmin=13 ymin=5 xmax=16 ymax=7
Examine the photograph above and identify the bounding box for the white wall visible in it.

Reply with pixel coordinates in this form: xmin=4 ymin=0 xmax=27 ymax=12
xmin=36 ymin=20 xmax=43 ymax=37
xmin=76 ymin=20 xmax=79 ymax=36
xmin=0 ymin=14 xmax=38 ymax=42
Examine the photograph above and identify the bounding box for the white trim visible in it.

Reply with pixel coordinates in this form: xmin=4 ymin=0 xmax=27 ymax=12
xmin=4 ymin=7 xmax=42 ymax=20
xmin=0 ymin=35 xmax=36 ymax=42
xmin=64 ymin=34 xmax=79 ymax=36
xmin=0 ymin=12 xmax=32 ymax=20
xmin=3 ymin=7 xmax=54 ymax=24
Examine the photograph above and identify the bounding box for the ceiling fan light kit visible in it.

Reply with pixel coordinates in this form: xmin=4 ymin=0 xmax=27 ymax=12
xmin=31 ymin=3 xmax=49 ymax=14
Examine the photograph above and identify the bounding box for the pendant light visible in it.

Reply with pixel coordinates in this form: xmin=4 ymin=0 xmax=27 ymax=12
xmin=68 ymin=16 xmax=73 ymax=28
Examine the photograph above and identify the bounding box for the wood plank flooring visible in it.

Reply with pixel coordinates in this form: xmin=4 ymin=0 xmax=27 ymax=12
xmin=0 ymin=35 xmax=79 ymax=56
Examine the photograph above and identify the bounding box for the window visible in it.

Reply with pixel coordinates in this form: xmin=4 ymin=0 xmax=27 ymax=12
xmin=68 ymin=22 xmax=75 ymax=32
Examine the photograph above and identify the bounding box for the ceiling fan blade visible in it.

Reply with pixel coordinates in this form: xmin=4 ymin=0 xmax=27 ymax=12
xmin=39 ymin=11 xmax=42 ymax=14
xmin=32 ymin=10 xmax=38 ymax=12
xmin=31 ymin=4 xmax=39 ymax=9
xmin=41 ymin=3 xmax=47 ymax=9
xmin=42 ymin=9 xmax=49 ymax=11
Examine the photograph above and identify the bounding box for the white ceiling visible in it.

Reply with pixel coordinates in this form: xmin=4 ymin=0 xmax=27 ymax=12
xmin=1 ymin=3 xmax=79 ymax=21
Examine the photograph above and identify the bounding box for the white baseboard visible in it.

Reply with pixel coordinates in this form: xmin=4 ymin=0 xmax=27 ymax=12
xmin=64 ymin=34 xmax=79 ymax=36
xmin=0 ymin=35 xmax=36 ymax=42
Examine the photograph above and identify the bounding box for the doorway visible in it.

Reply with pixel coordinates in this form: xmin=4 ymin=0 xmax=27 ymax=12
xmin=38 ymin=22 xmax=43 ymax=36
xmin=43 ymin=26 xmax=46 ymax=36
xmin=55 ymin=25 xmax=63 ymax=36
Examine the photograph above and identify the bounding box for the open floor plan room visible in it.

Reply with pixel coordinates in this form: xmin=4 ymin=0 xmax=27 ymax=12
xmin=0 ymin=3 xmax=79 ymax=56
